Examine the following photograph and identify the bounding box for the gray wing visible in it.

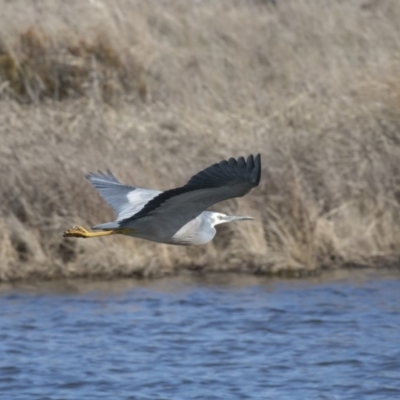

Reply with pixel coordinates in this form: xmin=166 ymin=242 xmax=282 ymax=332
xmin=120 ymin=154 xmax=261 ymax=230
xmin=86 ymin=170 xmax=161 ymax=221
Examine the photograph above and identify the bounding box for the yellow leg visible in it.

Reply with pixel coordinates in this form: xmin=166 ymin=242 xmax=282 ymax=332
xmin=63 ymin=226 xmax=131 ymax=239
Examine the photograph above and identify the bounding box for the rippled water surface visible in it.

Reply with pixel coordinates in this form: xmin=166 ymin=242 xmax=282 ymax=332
xmin=1 ymin=269 xmax=400 ymax=400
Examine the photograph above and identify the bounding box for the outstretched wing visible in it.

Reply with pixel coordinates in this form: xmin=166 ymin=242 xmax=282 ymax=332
xmin=121 ymin=154 xmax=261 ymax=230
xmin=86 ymin=170 xmax=161 ymax=221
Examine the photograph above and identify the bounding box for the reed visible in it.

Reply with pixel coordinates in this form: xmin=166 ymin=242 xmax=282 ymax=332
xmin=0 ymin=0 xmax=399 ymax=281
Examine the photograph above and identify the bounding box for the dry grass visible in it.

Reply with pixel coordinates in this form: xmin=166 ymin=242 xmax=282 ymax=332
xmin=1 ymin=0 xmax=400 ymax=281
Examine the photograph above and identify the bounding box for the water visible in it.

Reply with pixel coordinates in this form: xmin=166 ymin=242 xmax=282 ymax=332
xmin=0 ymin=269 xmax=399 ymax=400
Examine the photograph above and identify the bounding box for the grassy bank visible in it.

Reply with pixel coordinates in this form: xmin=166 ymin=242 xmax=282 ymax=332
xmin=1 ymin=0 xmax=400 ymax=281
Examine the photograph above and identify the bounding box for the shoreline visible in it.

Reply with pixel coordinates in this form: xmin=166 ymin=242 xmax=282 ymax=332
xmin=1 ymin=259 xmax=399 ymax=284
xmin=1 ymin=266 xmax=400 ymax=293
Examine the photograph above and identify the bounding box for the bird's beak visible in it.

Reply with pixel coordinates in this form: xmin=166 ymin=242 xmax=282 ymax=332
xmin=223 ymin=215 xmax=254 ymax=222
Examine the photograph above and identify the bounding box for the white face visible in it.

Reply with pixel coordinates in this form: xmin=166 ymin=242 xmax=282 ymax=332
xmin=211 ymin=212 xmax=254 ymax=227
xmin=213 ymin=213 xmax=228 ymax=226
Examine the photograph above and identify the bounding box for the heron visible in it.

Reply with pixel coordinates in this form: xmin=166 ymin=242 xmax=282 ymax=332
xmin=63 ymin=154 xmax=261 ymax=245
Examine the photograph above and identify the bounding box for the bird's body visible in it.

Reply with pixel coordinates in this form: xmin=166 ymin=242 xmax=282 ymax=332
xmin=123 ymin=211 xmax=216 ymax=245
xmin=63 ymin=154 xmax=261 ymax=245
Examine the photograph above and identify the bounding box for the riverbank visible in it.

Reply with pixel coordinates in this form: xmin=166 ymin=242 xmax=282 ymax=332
xmin=1 ymin=0 xmax=400 ymax=281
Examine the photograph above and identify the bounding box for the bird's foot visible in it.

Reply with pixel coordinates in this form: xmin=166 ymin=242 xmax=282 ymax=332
xmin=63 ymin=226 xmax=92 ymax=238
xmin=63 ymin=226 xmax=131 ymax=239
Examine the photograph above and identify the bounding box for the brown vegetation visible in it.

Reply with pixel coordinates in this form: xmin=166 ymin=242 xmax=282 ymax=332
xmin=1 ymin=0 xmax=400 ymax=281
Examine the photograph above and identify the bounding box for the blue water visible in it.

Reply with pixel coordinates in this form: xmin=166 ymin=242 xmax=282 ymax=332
xmin=0 ymin=270 xmax=399 ymax=399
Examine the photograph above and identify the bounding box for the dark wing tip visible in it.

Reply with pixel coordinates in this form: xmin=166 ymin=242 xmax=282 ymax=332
xmin=253 ymin=153 xmax=261 ymax=186
xmin=241 ymin=154 xmax=261 ymax=186
xmin=205 ymin=154 xmax=261 ymax=187
xmin=246 ymin=154 xmax=255 ymax=170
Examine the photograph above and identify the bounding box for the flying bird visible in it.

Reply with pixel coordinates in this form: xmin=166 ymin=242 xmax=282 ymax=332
xmin=63 ymin=154 xmax=261 ymax=245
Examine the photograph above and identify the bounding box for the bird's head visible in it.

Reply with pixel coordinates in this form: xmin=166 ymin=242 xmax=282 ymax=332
xmin=210 ymin=212 xmax=254 ymax=227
